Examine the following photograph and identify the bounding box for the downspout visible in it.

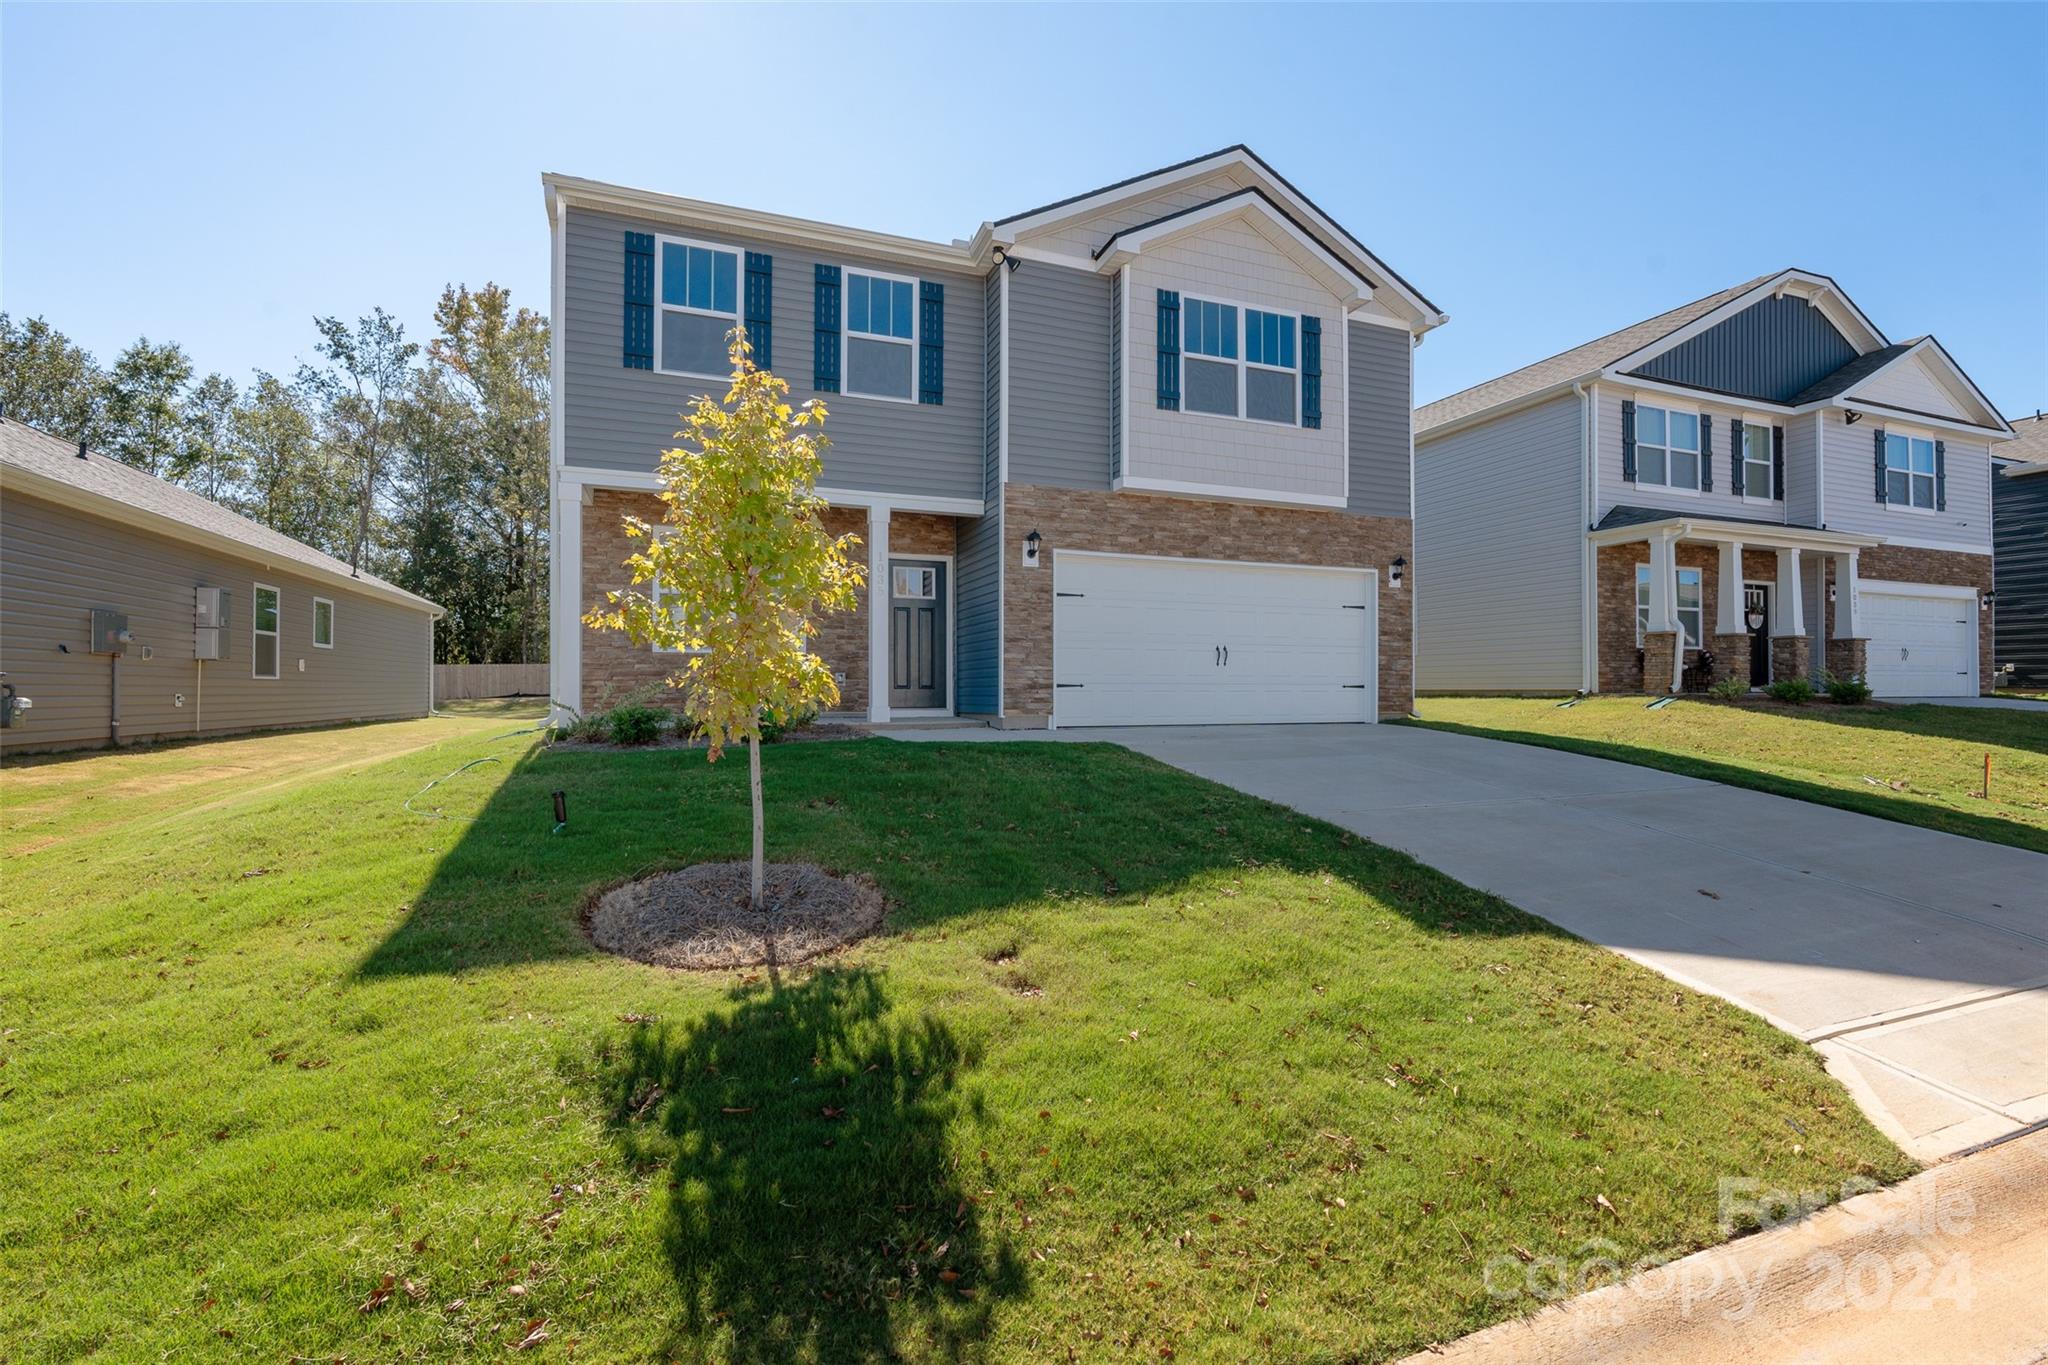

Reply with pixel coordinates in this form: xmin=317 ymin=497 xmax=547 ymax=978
xmin=1573 ymin=380 xmax=1596 ymax=692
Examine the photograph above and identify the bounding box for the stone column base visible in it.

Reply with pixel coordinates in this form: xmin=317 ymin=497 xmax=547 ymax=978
xmin=1710 ymin=634 xmax=1750 ymax=691
xmin=1642 ymin=631 xmax=1680 ymax=694
xmin=1771 ymin=635 xmax=1811 ymax=683
xmin=1825 ymin=637 xmax=1868 ymax=681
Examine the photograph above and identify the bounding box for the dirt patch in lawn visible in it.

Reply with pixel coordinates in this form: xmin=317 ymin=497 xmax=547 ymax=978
xmin=588 ymin=862 xmax=884 ymax=970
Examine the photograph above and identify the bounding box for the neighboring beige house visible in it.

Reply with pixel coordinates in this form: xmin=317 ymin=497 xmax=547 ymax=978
xmin=1 ymin=417 xmax=441 ymax=753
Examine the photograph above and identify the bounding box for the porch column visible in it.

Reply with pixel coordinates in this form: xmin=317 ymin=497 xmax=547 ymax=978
xmin=1772 ymin=546 xmax=1810 ymax=683
xmin=868 ymin=504 xmax=891 ymax=725
xmin=1832 ymin=550 xmax=1860 ymax=638
xmin=1715 ymin=540 xmax=1745 ymax=636
xmin=1646 ymin=532 xmax=1679 ymax=634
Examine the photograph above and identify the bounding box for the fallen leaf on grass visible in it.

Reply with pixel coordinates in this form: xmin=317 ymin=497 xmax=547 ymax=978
xmin=1594 ymin=1193 xmax=1618 ymax=1217
xmin=510 ymin=1319 xmax=549 ymax=1350
xmin=359 ymin=1273 xmax=396 ymax=1313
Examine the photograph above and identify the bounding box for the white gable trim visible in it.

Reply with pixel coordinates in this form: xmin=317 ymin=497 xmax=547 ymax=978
xmin=1092 ymin=191 xmax=1372 ymax=309
xmin=1606 ymin=269 xmax=1888 ymax=375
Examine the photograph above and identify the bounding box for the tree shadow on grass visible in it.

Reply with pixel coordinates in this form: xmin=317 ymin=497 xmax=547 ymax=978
xmin=595 ymin=966 xmax=1024 ymax=1362
xmin=1771 ymin=700 xmax=2048 ymax=758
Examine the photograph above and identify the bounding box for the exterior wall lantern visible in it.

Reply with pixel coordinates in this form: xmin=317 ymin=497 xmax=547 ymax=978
xmin=1390 ymin=556 xmax=1405 ymax=588
xmin=1022 ymin=529 xmax=1042 ymax=569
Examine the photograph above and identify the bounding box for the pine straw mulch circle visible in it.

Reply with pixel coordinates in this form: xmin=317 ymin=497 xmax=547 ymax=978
xmin=587 ymin=861 xmax=885 ymax=970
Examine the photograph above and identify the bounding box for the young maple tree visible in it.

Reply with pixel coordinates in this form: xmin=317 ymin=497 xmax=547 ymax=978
xmin=584 ymin=330 xmax=864 ymax=910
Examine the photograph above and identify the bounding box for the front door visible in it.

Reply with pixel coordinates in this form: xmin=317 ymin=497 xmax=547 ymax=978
xmin=888 ymin=560 xmax=947 ymax=711
xmin=1744 ymin=583 xmax=1770 ymax=686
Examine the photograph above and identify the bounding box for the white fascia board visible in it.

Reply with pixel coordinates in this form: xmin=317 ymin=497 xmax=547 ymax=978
xmin=1829 ymin=398 xmax=2011 ymax=439
xmin=5 ymin=467 xmax=443 ymax=616
xmin=543 ymin=174 xmax=984 ymax=274
xmin=1586 ymin=515 xmax=1882 ymax=552
xmin=1091 ymin=195 xmax=1370 ymax=309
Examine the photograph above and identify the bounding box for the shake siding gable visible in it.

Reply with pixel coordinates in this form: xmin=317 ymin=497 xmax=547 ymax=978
xmin=0 ymin=491 xmax=431 ymax=750
xmin=1414 ymin=395 xmax=1584 ymax=691
xmin=1008 ymin=167 xmax=1261 ymax=260
xmin=1852 ymin=353 xmax=1970 ymax=422
xmin=560 ymin=206 xmax=984 ymax=502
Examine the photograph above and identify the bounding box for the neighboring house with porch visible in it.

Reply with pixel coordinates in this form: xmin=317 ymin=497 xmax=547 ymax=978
xmin=544 ymin=147 xmax=1443 ymax=728
xmin=1413 ymin=270 xmax=2014 ymax=698
xmin=1992 ymin=412 xmax=2048 ymax=688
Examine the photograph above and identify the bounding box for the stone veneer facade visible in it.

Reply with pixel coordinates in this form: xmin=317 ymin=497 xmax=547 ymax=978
xmin=579 ymin=491 xmax=955 ymax=715
xmin=1596 ymin=542 xmax=1781 ymax=694
xmin=1002 ymin=483 xmax=1413 ymax=723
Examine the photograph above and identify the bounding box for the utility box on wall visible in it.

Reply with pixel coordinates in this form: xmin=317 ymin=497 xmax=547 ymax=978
xmin=194 ymin=586 xmax=229 ymax=661
xmin=90 ymin=609 xmax=130 ymax=656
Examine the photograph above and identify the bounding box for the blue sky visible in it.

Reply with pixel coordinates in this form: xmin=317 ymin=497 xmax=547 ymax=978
xmin=5 ymin=3 xmax=2044 ymax=414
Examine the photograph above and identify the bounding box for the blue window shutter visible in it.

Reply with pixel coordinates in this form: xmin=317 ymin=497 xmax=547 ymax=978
xmin=743 ymin=252 xmax=773 ymax=369
xmin=1156 ymin=289 xmax=1180 ymax=411
xmin=1729 ymin=418 xmax=1745 ymax=495
xmin=918 ymin=280 xmax=944 ymax=405
xmin=1935 ymin=439 xmax=1946 ymax=511
xmin=1873 ymin=427 xmax=1887 ymax=502
xmin=1621 ymin=399 xmax=1637 ymax=482
xmin=1699 ymin=415 xmax=1713 ymax=492
xmin=622 ymin=232 xmax=654 ymax=370
xmin=813 ymin=264 xmax=840 ymax=393
xmin=1300 ymin=316 xmax=1322 ymax=429
xmin=1772 ymin=426 xmax=1785 ymax=500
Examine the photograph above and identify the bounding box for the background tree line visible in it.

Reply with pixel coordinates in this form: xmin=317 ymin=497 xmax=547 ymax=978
xmin=0 ymin=287 xmax=550 ymax=664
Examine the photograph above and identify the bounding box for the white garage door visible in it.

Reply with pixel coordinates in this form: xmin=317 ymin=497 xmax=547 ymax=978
xmin=1052 ymin=552 xmax=1376 ymax=727
xmin=1863 ymin=587 xmax=1975 ymax=697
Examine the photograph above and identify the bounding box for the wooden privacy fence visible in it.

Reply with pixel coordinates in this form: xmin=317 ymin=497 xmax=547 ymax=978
xmin=434 ymin=663 xmax=549 ymax=702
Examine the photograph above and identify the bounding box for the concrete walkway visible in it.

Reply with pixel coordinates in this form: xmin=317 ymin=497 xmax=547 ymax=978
xmin=883 ymin=722 xmax=2048 ymax=1160
xmin=1881 ymin=695 xmax=2048 ymax=711
xmin=1399 ymin=1126 xmax=2048 ymax=1365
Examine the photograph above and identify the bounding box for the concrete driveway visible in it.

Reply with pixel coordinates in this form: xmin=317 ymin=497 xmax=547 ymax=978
xmin=901 ymin=722 xmax=2048 ymax=1160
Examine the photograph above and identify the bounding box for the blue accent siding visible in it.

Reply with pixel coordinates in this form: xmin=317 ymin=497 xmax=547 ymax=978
xmin=1155 ymin=289 xmax=1180 ymax=410
xmin=1300 ymin=315 xmax=1321 ymax=429
xmin=919 ymin=280 xmax=945 ymax=405
xmin=952 ymin=267 xmax=1004 ymax=716
xmin=1993 ymin=460 xmax=2048 ymax=687
xmin=622 ymin=232 xmax=654 ymax=369
xmin=813 ymin=264 xmax=841 ymax=393
xmin=1631 ymin=294 xmax=1857 ymax=402
xmin=743 ymin=252 xmax=773 ymax=368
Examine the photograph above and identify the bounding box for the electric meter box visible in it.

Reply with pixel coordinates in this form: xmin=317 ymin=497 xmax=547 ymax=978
xmin=90 ymin=608 xmax=130 ymax=656
xmin=194 ymin=586 xmax=229 ymax=661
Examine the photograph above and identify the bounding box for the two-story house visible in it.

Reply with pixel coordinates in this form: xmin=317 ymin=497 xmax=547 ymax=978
xmin=544 ymin=148 xmax=1444 ymax=728
xmin=1413 ymin=270 xmax=2015 ymax=698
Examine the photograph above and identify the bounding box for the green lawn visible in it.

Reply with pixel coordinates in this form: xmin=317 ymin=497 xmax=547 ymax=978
xmin=1 ymin=721 xmax=1909 ymax=1361
xmin=1411 ymin=697 xmax=2048 ymax=854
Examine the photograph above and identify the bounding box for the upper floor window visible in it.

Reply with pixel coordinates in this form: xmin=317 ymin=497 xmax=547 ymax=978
xmin=844 ymin=270 xmax=916 ymax=402
xmin=1742 ymin=422 xmax=1773 ymax=499
xmin=1182 ymin=298 xmax=1298 ymax=425
xmin=658 ymin=238 xmax=739 ymax=378
xmin=1884 ymin=432 xmax=1937 ymax=509
xmin=1635 ymin=403 xmax=1701 ymax=491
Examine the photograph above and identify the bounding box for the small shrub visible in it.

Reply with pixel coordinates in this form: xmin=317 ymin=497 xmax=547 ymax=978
xmin=606 ymin=705 xmax=668 ymax=745
xmin=1707 ymin=677 xmax=1749 ymax=702
xmin=1823 ymin=672 xmax=1873 ymax=705
xmin=760 ymin=704 xmax=820 ymax=744
xmin=550 ymin=706 xmax=607 ymax=744
xmin=1765 ymin=677 xmax=1816 ymax=705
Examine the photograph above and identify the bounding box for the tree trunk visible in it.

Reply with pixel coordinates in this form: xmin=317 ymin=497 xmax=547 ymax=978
xmin=748 ymin=728 xmax=765 ymax=913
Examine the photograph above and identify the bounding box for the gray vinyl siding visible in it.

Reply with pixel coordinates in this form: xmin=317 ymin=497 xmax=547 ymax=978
xmin=1 ymin=492 xmax=432 ymax=752
xmin=1414 ymin=395 xmax=1584 ymax=690
xmin=1630 ymin=295 xmax=1857 ymax=403
xmin=954 ymin=271 xmax=1004 ymax=715
xmin=1817 ymin=408 xmax=1994 ymax=549
xmin=561 ymin=206 xmax=985 ymax=502
xmin=1108 ymin=271 xmax=1122 ymax=478
xmin=1596 ymin=386 xmax=1794 ymax=526
xmin=1782 ymin=410 xmax=1821 ymax=526
xmin=1006 ymin=261 xmax=1113 ymax=489
xmin=1993 ymin=465 xmax=2048 ymax=687
xmin=1347 ymin=322 xmax=1411 ymax=518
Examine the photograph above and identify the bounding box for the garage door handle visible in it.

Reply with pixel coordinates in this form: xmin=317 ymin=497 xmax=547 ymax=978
xmin=1222 ymin=645 xmax=1229 ymax=666
xmin=1055 ymin=682 xmax=1084 ymax=689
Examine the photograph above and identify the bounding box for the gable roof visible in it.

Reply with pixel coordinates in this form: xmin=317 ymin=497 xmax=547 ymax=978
xmin=0 ymin=418 xmax=440 ymax=616
xmin=1416 ymin=272 xmax=1777 ymax=433
xmin=1089 ymin=186 xmax=1374 ymax=307
xmin=992 ymin=144 xmax=1445 ymax=329
xmin=2002 ymin=412 xmax=2048 ymax=465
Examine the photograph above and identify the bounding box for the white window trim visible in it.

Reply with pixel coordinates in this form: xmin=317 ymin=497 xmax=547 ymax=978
xmin=653 ymin=233 xmax=741 ymax=381
xmin=252 ymin=582 xmax=280 ymax=680
xmin=1739 ymin=415 xmax=1777 ymax=504
xmin=1633 ymin=399 xmax=1704 ymax=494
xmin=840 ymin=264 xmax=920 ymax=405
xmin=1179 ymin=292 xmax=1301 ymax=428
xmin=1635 ymin=562 xmax=1703 ymax=649
xmin=312 ymin=595 xmax=335 ymax=649
xmin=1880 ymin=427 xmax=1940 ymax=514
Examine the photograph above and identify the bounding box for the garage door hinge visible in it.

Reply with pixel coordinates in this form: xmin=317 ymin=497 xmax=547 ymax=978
xmin=1056 ymin=591 xmax=1086 ymax=598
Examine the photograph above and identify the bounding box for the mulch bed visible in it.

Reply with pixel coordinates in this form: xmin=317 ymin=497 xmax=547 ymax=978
xmin=588 ymin=861 xmax=885 ymax=970
xmin=551 ymin=723 xmax=868 ymax=752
